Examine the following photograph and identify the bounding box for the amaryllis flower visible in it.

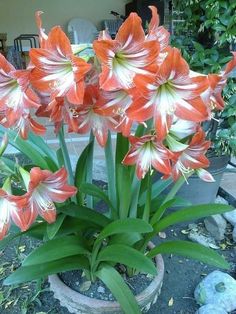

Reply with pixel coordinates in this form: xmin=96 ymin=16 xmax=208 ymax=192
xmin=0 ymin=179 xmax=29 ymax=240
xmin=208 ymin=52 xmax=236 ymax=110
xmin=127 ymin=47 xmax=209 ymax=140
xmin=93 ymin=12 xmax=160 ymax=91
xmin=76 ymin=85 xmax=119 ymax=146
xmin=0 ymin=54 xmax=41 ymax=126
xmin=147 ymin=6 xmax=170 ymax=52
xmin=171 ymin=129 xmax=213 ymax=181
xmin=96 ymin=88 xmax=135 ymax=136
xmin=35 ymin=11 xmax=48 ymax=48
xmin=123 ymin=135 xmax=173 ymax=179
xmin=169 ymin=117 xmax=198 ymax=140
xmin=21 ymin=167 xmax=77 ymax=224
xmin=14 ymin=112 xmax=46 ymax=139
xmin=30 ymin=26 xmax=91 ymax=104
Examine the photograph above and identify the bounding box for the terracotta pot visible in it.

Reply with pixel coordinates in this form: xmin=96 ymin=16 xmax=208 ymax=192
xmin=48 ymin=247 xmax=164 ymax=314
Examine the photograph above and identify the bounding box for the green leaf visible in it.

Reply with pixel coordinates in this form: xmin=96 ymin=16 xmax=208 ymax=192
xmin=47 ymin=214 xmax=66 ymax=240
xmin=0 ymin=127 xmax=55 ymax=171
xmin=23 ymin=236 xmax=89 ymax=266
xmin=74 ymin=140 xmax=94 ymax=204
xmin=115 ymin=133 xmax=130 ymax=211
xmin=28 ymin=132 xmax=57 ymax=165
xmin=96 ymin=265 xmax=141 ymax=314
xmin=148 ymin=241 xmax=230 ymax=269
xmin=110 ymin=233 xmax=142 ymax=246
xmin=56 ymin=217 xmax=101 ymax=237
xmin=60 ymin=204 xmax=111 ymax=227
xmin=80 ymin=183 xmax=117 ymax=219
xmin=96 ymin=218 xmax=152 ymax=244
xmin=139 ymin=177 xmax=172 ymax=206
xmin=4 ymin=255 xmax=89 ymax=285
xmin=56 ymin=148 xmax=64 ymax=168
xmin=129 ymin=176 xmax=141 ymax=218
xmin=154 ymin=204 xmax=233 ymax=232
xmin=98 ymin=244 xmax=157 ymax=275
xmin=150 ymin=199 xmax=180 ymax=225
xmin=116 ymin=163 xmax=131 ymax=219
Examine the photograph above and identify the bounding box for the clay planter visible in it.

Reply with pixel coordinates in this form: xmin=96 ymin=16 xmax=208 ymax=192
xmin=48 ymin=252 xmax=164 ymax=314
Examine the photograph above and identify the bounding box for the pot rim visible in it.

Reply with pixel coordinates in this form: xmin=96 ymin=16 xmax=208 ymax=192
xmin=48 ymin=243 xmax=164 ymax=309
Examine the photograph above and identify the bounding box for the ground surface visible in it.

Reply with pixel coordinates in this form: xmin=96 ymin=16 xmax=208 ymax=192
xmin=0 ymin=222 xmax=235 ymax=314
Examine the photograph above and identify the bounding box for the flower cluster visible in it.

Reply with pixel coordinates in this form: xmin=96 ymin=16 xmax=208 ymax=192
xmin=0 ymin=167 xmax=77 ymax=240
xmin=0 ymin=7 xmax=235 ymax=239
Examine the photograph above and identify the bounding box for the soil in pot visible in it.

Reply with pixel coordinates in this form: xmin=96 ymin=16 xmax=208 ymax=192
xmin=59 ymin=270 xmax=153 ymax=301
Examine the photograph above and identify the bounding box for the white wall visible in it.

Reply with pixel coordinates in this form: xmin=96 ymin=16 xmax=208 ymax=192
xmin=0 ymin=0 xmax=129 ymax=45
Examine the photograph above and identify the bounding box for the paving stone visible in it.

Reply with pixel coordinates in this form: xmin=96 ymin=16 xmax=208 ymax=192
xmin=194 ymin=270 xmax=236 ymax=312
xmin=223 ymin=209 xmax=236 ymax=226
xmin=195 ymin=304 xmax=227 ymax=314
xmin=233 ymin=226 xmax=236 ymax=243
xmin=204 ymin=214 xmax=227 ymax=240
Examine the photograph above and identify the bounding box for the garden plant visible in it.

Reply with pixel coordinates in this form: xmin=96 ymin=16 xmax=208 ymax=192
xmin=172 ymin=0 xmax=236 ymax=157
xmin=0 ymin=6 xmax=236 ymax=314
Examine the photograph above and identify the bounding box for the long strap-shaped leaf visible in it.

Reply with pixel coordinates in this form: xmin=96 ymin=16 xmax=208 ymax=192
xmin=96 ymin=265 xmax=141 ymax=314
xmin=74 ymin=139 xmax=94 ymax=205
xmin=115 ymin=133 xmax=131 ymax=218
xmin=60 ymin=204 xmax=111 ymax=227
xmin=0 ymin=127 xmax=57 ymax=171
xmin=139 ymin=177 xmax=172 ymax=206
xmin=28 ymin=131 xmax=57 ymax=163
xmin=154 ymin=204 xmax=233 ymax=232
xmin=80 ymin=183 xmax=118 ymax=219
xmin=97 ymin=244 xmax=157 ymax=275
xmin=23 ymin=235 xmax=89 ymax=266
xmin=4 ymin=255 xmax=89 ymax=286
xmin=147 ymin=240 xmax=230 ymax=269
xmin=95 ymin=218 xmax=153 ymax=245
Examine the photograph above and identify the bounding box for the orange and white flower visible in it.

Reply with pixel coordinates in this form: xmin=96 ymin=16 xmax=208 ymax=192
xmin=21 ymin=167 xmax=77 ymax=224
xmin=208 ymin=52 xmax=236 ymax=110
xmin=128 ymin=47 xmax=209 ymax=140
xmin=147 ymin=6 xmax=170 ymax=52
xmin=76 ymin=84 xmax=119 ymax=146
xmin=123 ymin=135 xmax=173 ymax=179
xmin=30 ymin=26 xmax=91 ymax=104
xmin=0 ymin=54 xmax=40 ymax=126
xmin=93 ymin=12 xmax=160 ymax=91
xmin=96 ymin=88 xmax=134 ymax=137
xmin=0 ymin=179 xmax=29 ymax=240
xmin=171 ymin=129 xmax=213 ymax=181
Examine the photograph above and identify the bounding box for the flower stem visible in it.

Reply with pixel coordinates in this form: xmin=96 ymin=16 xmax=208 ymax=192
xmin=86 ymin=131 xmax=94 ymax=208
xmin=58 ymin=126 xmax=74 ymax=186
xmin=142 ymin=170 xmax=152 ymax=222
xmin=104 ymin=131 xmax=117 ymax=213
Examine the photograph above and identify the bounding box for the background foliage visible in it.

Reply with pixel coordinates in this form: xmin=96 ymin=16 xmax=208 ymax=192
xmin=172 ymin=0 xmax=236 ymax=156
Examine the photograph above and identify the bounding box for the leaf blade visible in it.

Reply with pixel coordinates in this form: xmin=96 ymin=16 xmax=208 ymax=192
xmin=98 ymin=244 xmax=157 ymax=275
xmin=96 ymin=265 xmax=141 ymax=314
xmin=4 ymin=256 xmax=89 ymax=285
xmin=23 ymin=236 xmax=89 ymax=266
xmin=147 ymin=241 xmax=230 ymax=269
xmin=154 ymin=204 xmax=233 ymax=232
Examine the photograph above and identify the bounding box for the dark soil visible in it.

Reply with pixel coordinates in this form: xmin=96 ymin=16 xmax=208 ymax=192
xmin=60 ymin=270 xmax=152 ymax=301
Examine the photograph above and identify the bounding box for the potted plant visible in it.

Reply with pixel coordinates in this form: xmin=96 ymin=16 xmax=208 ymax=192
xmin=168 ymin=0 xmax=236 ymax=204
xmin=0 ymin=7 xmax=235 ymax=314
